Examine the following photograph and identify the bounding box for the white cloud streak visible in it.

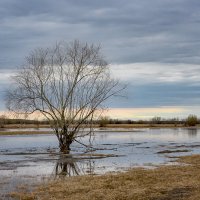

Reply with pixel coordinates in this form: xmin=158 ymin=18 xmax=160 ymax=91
xmin=111 ymin=63 xmax=200 ymax=85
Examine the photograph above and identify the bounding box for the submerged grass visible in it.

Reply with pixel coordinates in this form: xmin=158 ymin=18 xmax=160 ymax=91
xmin=10 ymin=154 xmax=200 ymax=200
xmin=157 ymin=149 xmax=191 ymax=154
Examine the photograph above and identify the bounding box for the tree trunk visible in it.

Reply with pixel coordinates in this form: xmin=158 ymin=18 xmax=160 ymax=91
xmin=59 ymin=130 xmax=73 ymax=153
xmin=59 ymin=142 xmax=71 ymax=153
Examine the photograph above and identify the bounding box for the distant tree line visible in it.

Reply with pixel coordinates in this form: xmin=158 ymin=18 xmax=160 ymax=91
xmin=97 ymin=115 xmax=199 ymax=127
xmin=0 ymin=115 xmax=49 ymax=128
xmin=0 ymin=114 xmax=199 ymax=128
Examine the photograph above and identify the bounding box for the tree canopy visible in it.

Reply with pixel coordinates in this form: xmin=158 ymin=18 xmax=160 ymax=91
xmin=6 ymin=40 xmax=123 ymax=152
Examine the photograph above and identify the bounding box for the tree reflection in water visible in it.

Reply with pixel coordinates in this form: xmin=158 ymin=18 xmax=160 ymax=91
xmin=53 ymin=154 xmax=95 ymax=178
xmin=187 ymin=128 xmax=197 ymax=138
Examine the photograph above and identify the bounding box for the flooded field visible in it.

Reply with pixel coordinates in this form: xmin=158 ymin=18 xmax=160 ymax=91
xmin=0 ymin=128 xmax=200 ymax=199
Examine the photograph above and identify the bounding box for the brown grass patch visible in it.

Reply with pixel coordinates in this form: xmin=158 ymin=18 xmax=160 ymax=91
xmin=0 ymin=131 xmax=53 ymax=135
xmin=0 ymin=123 xmax=198 ymax=136
xmin=10 ymin=154 xmax=200 ymax=200
xmin=3 ymin=124 xmax=50 ymax=129
xmin=103 ymin=124 xmax=185 ymax=128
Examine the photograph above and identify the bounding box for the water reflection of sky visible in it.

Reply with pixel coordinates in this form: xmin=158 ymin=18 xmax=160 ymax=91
xmin=1 ymin=128 xmax=200 ymax=198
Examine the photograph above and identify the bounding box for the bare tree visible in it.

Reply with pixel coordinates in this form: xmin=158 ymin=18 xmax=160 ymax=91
xmin=6 ymin=40 xmax=123 ymax=153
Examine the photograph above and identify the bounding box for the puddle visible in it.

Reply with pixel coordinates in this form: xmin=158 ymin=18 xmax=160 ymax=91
xmin=1 ymin=128 xmax=200 ymax=198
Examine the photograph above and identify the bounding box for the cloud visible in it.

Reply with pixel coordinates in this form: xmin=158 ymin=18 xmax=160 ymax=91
xmin=0 ymin=70 xmax=15 ymax=110
xmin=108 ymin=63 xmax=200 ymax=108
xmin=111 ymin=63 xmax=200 ymax=84
xmin=105 ymin=106 xmax=196 ymax=120
xmin=1 ymin=0 xmax=200 ymax=69
xmin=1 ymin=64 xmax=200 ymax=112
xmin=106 ymin=81 xmax=200 ymax=108
xmin=0 ymin=0 xmax=200 ymax=118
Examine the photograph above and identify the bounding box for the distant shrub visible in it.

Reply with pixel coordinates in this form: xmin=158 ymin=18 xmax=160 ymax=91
xmin=99 ymin=116 xmax=110 ymax=127
xmin=151 ymin=116 xmax=162 ymax=124
xmin=137 ymin=120 xmax=144 ymax=124
xmin=186 ymin=115 xmax=198 ymax=126
xmin=0 ymin=115 xmax=6 ymax=128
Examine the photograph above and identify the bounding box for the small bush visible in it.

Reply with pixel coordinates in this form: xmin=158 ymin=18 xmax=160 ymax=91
xmin=186 ymin=114 xmax=198 ymax=126
xmin=151 ymin=116 xmax=162 ymax=124
xmin=99 ymin=116 xmax=110 ymax=127
xmin=0 ymin=115 xmax=6 ymax=128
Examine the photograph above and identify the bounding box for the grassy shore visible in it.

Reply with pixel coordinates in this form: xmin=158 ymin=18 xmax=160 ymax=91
xmin=2 ymin=123 xmax=187 ymax=129
xmin=2 ymin=124 xmax=50 ymax=129
xmin=0 ymin=123 xmax=197 ymax=136
xmin=11 ymin=155 xmax=200 ymax=200
xmin=0 ymin=130 xmax=53 ymax=135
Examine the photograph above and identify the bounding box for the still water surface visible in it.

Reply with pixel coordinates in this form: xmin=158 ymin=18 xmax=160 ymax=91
xmin=0 ymin=128 xmax=200 ymax=198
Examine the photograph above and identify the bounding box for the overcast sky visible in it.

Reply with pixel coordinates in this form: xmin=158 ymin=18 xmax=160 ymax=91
xmin=1 ymin=0 xmax=200 ymax=119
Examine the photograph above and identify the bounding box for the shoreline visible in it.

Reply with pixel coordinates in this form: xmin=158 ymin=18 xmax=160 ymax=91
xmin=10 ymin=154 xmax=200 ymax=200
xmin=0 ymin=124 xmax=198 ymax=136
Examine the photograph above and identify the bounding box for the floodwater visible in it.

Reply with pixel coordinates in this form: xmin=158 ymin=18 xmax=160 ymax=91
xmin=1 ymin=128 xmax=200 ymax=199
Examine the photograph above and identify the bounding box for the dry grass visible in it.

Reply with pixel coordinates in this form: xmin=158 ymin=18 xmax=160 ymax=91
xmin=3 ymin=123 xmax=188 ymax=129
xmin=0 ymin=131 xmax=53 ymax=135
xmin=10 ymin=154 xmax=200 ymax=200
xmin=3 ymin=124 xmax=50 ymax=129
xmin=0 ymin=123 xmax=190 ymax=136
xmin=105 ymin=124 xmax=185 ymax=128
